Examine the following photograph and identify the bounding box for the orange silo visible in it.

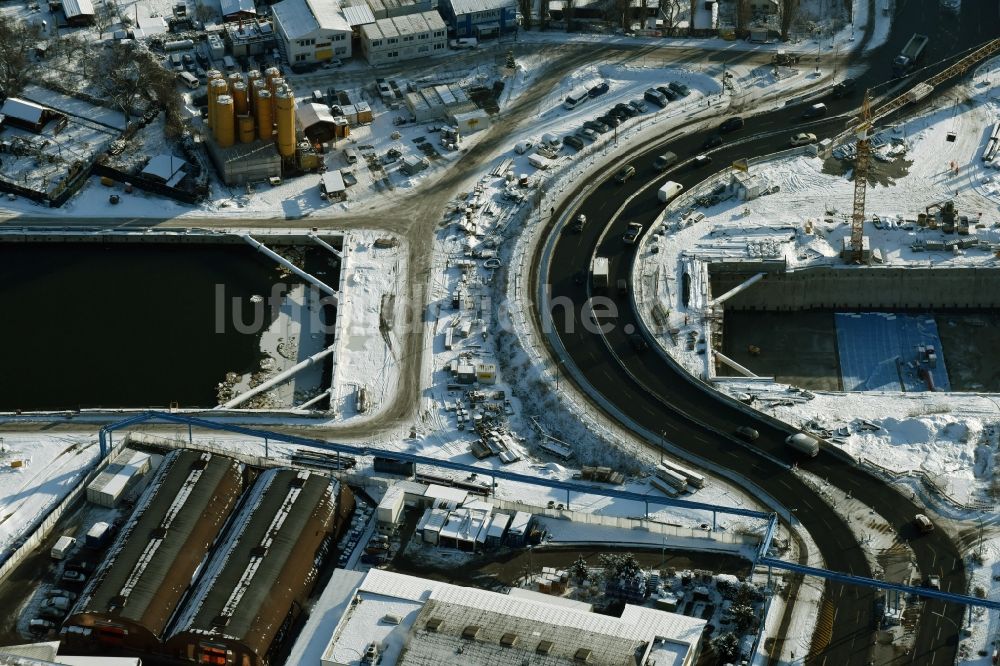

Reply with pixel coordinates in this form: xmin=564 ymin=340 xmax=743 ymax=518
xmin=232 ymin=82 xmax=249 ymax=116
xmin=255 ymin=89 xmax=273 ymax=141
xmin=250 ymin=78 xmax=266 ymax=115
xmin=264 ymin=67 xmax=280 ymax=92
xmin=206 ymin=69 xmax=224 ymax=84
xmin=208 ymin=78 xmax=228 ymax=129
xmin=275 ymin=89 xmax=296 ymax=158
xmin=214 ymin=94 xmax=236 ymax=148
xmin=237 ymin=114 xmax=255 ymax=143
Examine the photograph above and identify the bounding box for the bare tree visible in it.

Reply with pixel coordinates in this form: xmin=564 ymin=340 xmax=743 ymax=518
xmin=94 ymin=2 xmax=117 ymax=39
xmin=518 ymin=0 xmax=533 ymax=29
xmin=0 ymin=20 xmax=41 ymax=96
xmin=736 ymin=0 xmax=750 ymax=35
xmin=688 ymin=0 xmax=696 ymax=35
xmin=779 ymin=0 xmax=798 ymax=40
xmin=612 ymin=0 xmax=631 ymax=31
xmin=659 ymin=0 xmax=683 ymax=33
xmin=194 ymin=3 xmax=217 ymax=24
xmin=564 ymin=0 xmax=577 ymax=31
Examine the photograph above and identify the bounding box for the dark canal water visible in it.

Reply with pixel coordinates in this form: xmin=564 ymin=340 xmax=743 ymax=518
xmin=0 ymin=242 xmax=282 ymax=410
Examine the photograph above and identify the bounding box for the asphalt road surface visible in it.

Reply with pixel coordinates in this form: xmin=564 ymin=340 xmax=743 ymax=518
xmin=541 ymin=1 xmax=1000 ymax=663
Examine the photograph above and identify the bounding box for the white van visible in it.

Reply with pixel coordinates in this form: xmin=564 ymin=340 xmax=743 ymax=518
xmin=514 ymin=140 xmax=533 ymax=155
xmin=178 ymin=71 xmax=199 ymax=90
xmin=541 ymin=133 xmax=561 ymax=149
xmin=657 ymin=180 xmax=683 ymax=203
xmin=344 ymin=148 xmax=358 ymax=164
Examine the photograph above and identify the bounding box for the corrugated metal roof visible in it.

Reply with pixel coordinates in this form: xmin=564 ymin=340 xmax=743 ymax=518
xmin=342 ymin=2 xmax=375 ymax=26
xmin=170 ymin=470 xmax=336 ymax=653
xmin=361 ymin=9 xmax=444 ymax=39
xmin=220 ymin=0 xmax=256 ymax=16
xmin=272 ymin=0 xmax=350 ymax=38
xmin=298 ymin=102 xmax=335 ymax=128
xmin=72 ymin=451 xmax=242 ymax=637
xmin=446 ymin=0 xmax=514 ymax=16
xmin=62 ymin=0 xmax=95 ymax=18
xmin=0 ymin=98 xmax=47 ymax=125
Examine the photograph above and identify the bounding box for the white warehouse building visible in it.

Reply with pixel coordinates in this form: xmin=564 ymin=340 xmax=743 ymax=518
xmin=359 ymin=10 xmax=447 ymax=65
xmin=271 ymin=0 xmax=352 ymax=65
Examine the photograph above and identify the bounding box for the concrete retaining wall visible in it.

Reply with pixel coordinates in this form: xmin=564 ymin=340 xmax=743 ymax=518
xmin=713 ymin=266 xmax=1000 ymax=311
xmin=0 ymin=230 xmax=343 ymax=247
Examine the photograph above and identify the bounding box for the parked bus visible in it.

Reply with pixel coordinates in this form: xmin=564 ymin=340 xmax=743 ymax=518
xmin=659 ymin=459 xmax=707 ymax=489
xmin=563 ymin=88 xmax=590 ymax=110
xmin=654 ymin=464 xmax=688 ymax=492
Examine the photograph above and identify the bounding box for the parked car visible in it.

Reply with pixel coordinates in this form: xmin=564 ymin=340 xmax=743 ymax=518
xmin=653 ymin=153 xmax=678 ymax=171
xmin=790 ymin=132 xmax=817 ymax=147
xmin=563 ymin=134 xmax=584 ymax=150
xmin=29 ymin=619 xmax=54 ymax=634
xmin=735 ymin=426 xmax=759 ymax=441
xmin=622 ymin=221 xmax=643 ymax=244
xmin=588 ymin=81 xmax=610 ymax=97
xmin=322 ymin=58 xmax=344 ymax=68
xmin=615 ymin=102 xmax=638 ymax=118
xmin=577 ymin=127 xmax=598 ymax=141
xmin=628 ymin=99 xmax=647 ymax=113
xmin=615 ymin=165 xmax=636 ymax=183
xmin=46 ymin=589 xmax=77 ymax=602
xmin=691 ymin=154 xmax=713 ymax=168
xmin=644 ymin=88 xmax=667 ymax=107
xmin=600 ymin=114 xmax=620 ymax=128
xmin=38 ymin=606 xmax=65 ymax=621
xmin=719 ymin=116 xmax=744 ymax=132
xmin=587 ymin=119 xmax=610 ymax=134
xmin=668 ymin=81 xmax=690 ymax=96
xmin=656 ymin=85 xmax=677 ymax=101
xmin=702 ymin=134 xmax=723 ymax=149
xmin=61 ymin=570 xmax=86 ymax=584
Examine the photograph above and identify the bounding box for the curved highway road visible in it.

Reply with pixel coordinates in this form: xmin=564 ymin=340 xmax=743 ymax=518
xmin=537 ymin=1 xmax=1000 ymax=663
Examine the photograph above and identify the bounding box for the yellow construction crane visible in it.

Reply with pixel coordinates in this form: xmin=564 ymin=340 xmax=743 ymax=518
xmin=848 ymin=91 xmax=872 ymax=263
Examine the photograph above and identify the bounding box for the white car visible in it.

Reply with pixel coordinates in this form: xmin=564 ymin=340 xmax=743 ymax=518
xmin=790 ymin=132 xmax=817 ymax=147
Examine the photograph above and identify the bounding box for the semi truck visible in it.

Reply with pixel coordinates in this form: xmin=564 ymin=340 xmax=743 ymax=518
xmin=591 ymin=257 xmax=609 ymax=288
xmin=785 ymin=433 xmax=820 ymax=457
xmin=893 ymin=33 xmax=928 ymax=78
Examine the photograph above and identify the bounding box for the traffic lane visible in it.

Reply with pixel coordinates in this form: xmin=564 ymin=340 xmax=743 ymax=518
xmin=547 ymin=297 xmax=876 ymax=663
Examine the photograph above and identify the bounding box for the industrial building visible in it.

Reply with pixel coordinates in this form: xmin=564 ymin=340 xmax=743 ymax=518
xmin=359 ymin=11 xmax=447 ymax=65
xmin=200 ymin=68 xmax=315 ymax=184
xmin=65 ymin=451 xmax=243 ymax=653
xmin=271 ymin=0 xmax=353 ymax=66
xmin=320 ymin=569 xmax=707 ymax=666
xmin=221 ymin=0 xmax=258 ymax=21
xmin=359 ymin=0 xmax=439 ymax=19
xmin=404 ymin=83 xmax=477 ymax=123
xmin=225 ymin=20 xmax=278 ymax=57
xmin=85 ymin=449 xmax=152 ymax=508
xmin=437 ymin=0 xmax=517 ymax=38
xmin=60 ymin=0 xmax=95 ymax=25
xmin=165 ymin=469 xmax=355 ymax=666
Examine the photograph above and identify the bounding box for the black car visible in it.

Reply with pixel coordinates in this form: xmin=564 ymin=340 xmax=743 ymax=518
xmin=691 ymin=154 xmax=713 ymax=168
xmin=719 ymin=116 xmax=744 ymax=133
xmin=628 ymin=99 xmax=647 ymax=113
xmin=600 ymin=114 xmax=620 ymax=128
xmin=628 ymin=334 xmax=649 ymax=352
xmin=586 ymin=119 xmax=610 ymax=134
xmin=702 ymin=134 xmax=723 ymax=149
xmin=832 ymin=78 xmax=856 ymax=98
xmin=588 ymin=81 xmax=610 ymax=98
xmin=656 ymin=86 xmax=677 ymax=101
xmin=563 ymin=134 xmax=584 ymax=150
xmin=609 ymin=107 xmax=630 ymax=121
xmin=668 ymin=81 xmax=690 ymax=96
xmin=615 ymin=103 xmax=638 ymax=118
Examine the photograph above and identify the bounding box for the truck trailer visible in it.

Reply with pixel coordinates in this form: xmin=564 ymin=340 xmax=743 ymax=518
xmin=591 ymin=257 xmax=609 ymax=288
xmin=893 ymin=33 xmax=928 ymax=78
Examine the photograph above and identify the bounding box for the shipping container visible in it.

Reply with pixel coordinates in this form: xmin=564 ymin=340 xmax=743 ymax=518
xmin=373 ymin=456 xmax=416 ymax=477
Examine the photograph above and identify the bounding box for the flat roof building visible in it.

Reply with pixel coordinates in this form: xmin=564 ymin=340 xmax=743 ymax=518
xmin=363 ymin=0 xmax=438 ymax=19
xmin=437 ymin=0 xmax=516 ymax=38
xmin=65 ymin=451 xmax=243 ymax=653
xmin=165 ymin=469 xmax=354 ymax=666
xmin=320 ymin=569 xmax=707 ymax=666
xmin=359 ymin=10 xmax=447 ymax=65
xmin=271 ymin=0 xmax=352 ymax=66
